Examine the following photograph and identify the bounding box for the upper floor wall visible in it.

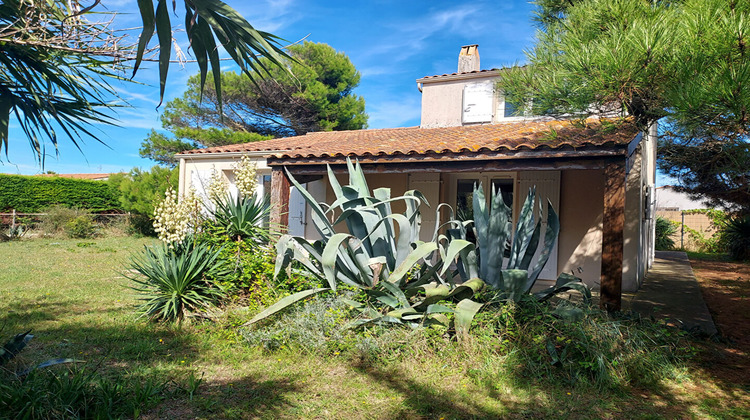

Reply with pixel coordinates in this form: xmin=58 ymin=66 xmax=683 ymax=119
xmin=417 ymin=45 xmax=532 ymax=128
xmin=419 ymin=71 xmax=532 ymax=128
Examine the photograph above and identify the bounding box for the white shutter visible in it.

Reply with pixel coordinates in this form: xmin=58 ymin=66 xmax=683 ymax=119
xmin=462 ymin=81 xmax=494 ymax=123
xmin=517 ymin=171 xmax=561 ymax=280
xmin=408 ymin=173 xmax=441 ymax=241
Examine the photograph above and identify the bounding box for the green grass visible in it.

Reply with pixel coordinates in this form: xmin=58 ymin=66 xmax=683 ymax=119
xmin=1 ymin=236 xmax=748 ymax=419
xmin=684 ymin=250 xmax=734 ymax=262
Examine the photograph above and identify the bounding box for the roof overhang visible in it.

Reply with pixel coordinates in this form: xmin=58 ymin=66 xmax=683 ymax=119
xmin=416 ymin=69 xmax=502 ymax=84
xmin=175 ymin=150 xmax=284 ymax=160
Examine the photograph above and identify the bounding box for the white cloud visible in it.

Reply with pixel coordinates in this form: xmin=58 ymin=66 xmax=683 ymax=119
xmin=235 ymin=0 xmax=301 ymax=33
xmin=357 ymin=5 xmax=483 ymax=64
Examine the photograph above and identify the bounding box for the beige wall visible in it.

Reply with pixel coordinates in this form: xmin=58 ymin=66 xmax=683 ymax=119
xmin=556 ymin=161 xmax=651 ymax=292
xmin=178 ymin=154 xmax=271 ymax=197
xmin=558 ymin=169 xmax=605 ymax=288
xmin=419 ymin=73 xmax=534 ymax=129
xmin=623 ymin=145 xmax=643 ymax=291
xmin=657 ymin=210 xmax=718 ymax=251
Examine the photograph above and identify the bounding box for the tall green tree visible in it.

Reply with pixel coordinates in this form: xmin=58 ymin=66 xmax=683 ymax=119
xmin=500 ymin=0 xmax=750 ymax=210
xmin=140 ymin=41 xmax=368 ymax=166
xmin=0 ymin=0 xmax=290 ymax=165
xmin=108 ymin=166 xmax=178 ymax=217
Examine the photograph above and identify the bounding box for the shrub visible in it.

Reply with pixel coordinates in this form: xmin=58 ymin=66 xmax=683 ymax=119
xmin=681 ymin=209 xmax=729 ymax=253
xmin=127 ymin=212 xmax=157 ymax=237
xmin=655 ymin=216 xmax=677 ymax=250
xmin=107 ymin=166 xmax=178 ymax=217
xmin=242 ymin=294 xmax=356 ymax=354
xmin=126 ymin=237 xmax=230 ymax=323
xmin=0 ymin=174 xmax=120 ymax=213
xmin=65 ymin=215 xmax=97 ymax=238
xmin=39 ymin=205 xmax=93 ymax=237
xmin=201 ymin=232 xmax=321 ymax=311
xmin=471 ymin=300 xmax=692 ymax=388
xmin=725 ymin=213 xmax=750 ymax=260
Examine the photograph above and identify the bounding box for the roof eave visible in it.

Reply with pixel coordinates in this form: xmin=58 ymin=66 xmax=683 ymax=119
xmin=175 ymin=150 xmax=288 ymax=159
xmin=267 ymin=144 xmax=632 ymax=167
xmin=416 ymin=69 xmax=503 ymax=84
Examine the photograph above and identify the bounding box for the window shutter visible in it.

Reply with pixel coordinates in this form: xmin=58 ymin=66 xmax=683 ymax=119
xmin=462 ymin=81 xmax=494 ymax=124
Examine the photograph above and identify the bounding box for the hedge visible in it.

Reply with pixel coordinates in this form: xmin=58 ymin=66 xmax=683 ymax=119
xmin=0 ymin=174 xmax=122 ymax=213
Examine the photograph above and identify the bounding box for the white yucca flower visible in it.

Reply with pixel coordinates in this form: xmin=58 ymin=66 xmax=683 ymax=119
xmin=234 ymin=154 xmax=258 ymax=198
xmin=207 ymin=168 xmax=229 ymax=204
xmin=153 ymin=187 xmax=202 ymax=245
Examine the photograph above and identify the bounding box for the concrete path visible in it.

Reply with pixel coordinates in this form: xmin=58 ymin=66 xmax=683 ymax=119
xmin=623 ymin=251 xmax=717 ymax=336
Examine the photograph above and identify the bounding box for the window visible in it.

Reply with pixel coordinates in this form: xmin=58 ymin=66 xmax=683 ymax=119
xmin=452 ymin=174 xmax=516 ymax=222
xmin=499 ymin=94 xmax=533 ymax=120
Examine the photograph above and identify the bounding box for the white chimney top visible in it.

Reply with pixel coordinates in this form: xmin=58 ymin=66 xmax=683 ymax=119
xmin=458 ymin=44 xmax=480 ymax=73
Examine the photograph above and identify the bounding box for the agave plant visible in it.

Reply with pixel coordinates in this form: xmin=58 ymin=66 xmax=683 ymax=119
xmin=246 ymin=158 xmax=478 ymax=326
xmin=246 ymin=160 xmax=588 ymax=330
xmin=213 ymin=192 xmax=271 ymax=243
xmin=127 ymin=237 xmax=229 ymax=323
xmin=443 ymin=183 xmax=589 ymax=303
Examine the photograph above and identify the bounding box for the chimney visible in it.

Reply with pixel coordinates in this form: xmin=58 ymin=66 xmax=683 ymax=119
xmin=458 ymin=44 xmax=480 ymax=73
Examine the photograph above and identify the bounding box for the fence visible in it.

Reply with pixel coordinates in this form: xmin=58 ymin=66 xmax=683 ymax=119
xmin=0 ymin=210 xmax=130 ymax=230
xmin=656 ymin=210 xmax=718 ymax=251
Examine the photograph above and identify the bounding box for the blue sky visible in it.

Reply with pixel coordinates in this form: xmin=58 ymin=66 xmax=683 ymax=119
xmin=1 ymin=0 xmax=538 ymax=175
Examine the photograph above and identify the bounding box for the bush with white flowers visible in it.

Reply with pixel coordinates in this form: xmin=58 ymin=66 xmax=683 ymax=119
xmin=153 ymin=187 xmax=201 ymax=245
xmin=234 ymin=155 xmax=258 ymax=198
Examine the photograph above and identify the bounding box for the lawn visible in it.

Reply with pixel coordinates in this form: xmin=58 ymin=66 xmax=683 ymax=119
xmin=1 ymin=236 xmax=748 ymax=419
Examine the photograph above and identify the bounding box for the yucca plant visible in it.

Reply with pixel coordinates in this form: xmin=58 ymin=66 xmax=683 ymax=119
xmin=127 ymin=238 xmax=229 ymax=323
xmin=213 ymin=193 xmax=271 ymax=243
xmin=654 ymin=216 xmax=677 ymax=250
xmin=725 ymin=213 xmax=750 ymax=261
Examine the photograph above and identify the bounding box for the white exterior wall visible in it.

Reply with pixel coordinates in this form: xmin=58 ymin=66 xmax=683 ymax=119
xmin=419 ymin=73 xmax=534 ymax=128
xmin=177 ymin=154 xmax=272 ymax=218
xmin=654 ymin=186 xmax=711 ymax=211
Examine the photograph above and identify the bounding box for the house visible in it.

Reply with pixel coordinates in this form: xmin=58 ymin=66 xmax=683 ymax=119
xmin=654 ymin=185 xmax=710 ymax=212
xmin=176 ymin=45 xmax=657 ymax=310
xmin=36 ymin=173 xmax=112 ymax=181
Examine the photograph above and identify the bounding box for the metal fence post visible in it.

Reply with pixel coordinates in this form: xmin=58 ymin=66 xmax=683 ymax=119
xmin=681 ymin=211 xmax=685 ymax=249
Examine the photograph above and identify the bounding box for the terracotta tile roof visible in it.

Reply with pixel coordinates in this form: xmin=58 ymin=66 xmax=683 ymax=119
xmin=178 ymin=118 xmax=640 ymax=162
xmin=36 ymin=173 xmax=112 ymax=180
xmin=417 ymin=68 xmax=502 ymax=81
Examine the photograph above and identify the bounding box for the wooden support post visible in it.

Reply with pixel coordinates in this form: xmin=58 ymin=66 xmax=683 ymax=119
xmin=601 ymin=160 xmax=626 ymax=311
xmin=270 ymin=166 xmax=291 ymax=234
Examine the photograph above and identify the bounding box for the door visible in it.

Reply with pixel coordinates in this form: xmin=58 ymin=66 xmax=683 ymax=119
xmin=517 ymin=171 xmax=561 ymax=280
xmin=288 ymin=183 xmax=307 ymax=237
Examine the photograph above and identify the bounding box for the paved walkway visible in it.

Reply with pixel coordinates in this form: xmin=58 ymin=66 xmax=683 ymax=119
xmin=623 ymin=251 xmax=717 ymax=336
